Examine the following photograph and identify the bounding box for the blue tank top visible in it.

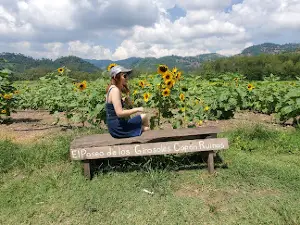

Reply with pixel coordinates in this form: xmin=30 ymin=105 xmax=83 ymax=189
xmin=105 ymin=86 xmax=124 ymax=121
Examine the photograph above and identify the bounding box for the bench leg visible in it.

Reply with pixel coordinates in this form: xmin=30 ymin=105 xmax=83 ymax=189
xmin=83 ymin=160 xmax=91 ymax=180
xmin=207 ymin=151 xmax=214 ymax=174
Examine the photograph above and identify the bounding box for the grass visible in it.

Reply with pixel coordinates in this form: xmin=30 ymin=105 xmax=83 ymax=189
xmin=0 ymin=125 xmax=300 ymax=224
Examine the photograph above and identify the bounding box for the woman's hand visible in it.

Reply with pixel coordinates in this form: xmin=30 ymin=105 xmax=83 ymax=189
xmin=136 ymin=107 xmax=144 ymax=112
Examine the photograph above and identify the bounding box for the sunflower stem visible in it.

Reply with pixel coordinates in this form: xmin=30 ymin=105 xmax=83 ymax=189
xmin=158 ymin=84 xmax=161 ymax=128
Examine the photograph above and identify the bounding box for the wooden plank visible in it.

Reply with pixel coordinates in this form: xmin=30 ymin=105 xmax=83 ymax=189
xmin=207 ymin=151 xmax=214 ymax=174
xmin=70 ymin=126 xmax=221 ymax=149
xmin=83 ymin=160 xmax=91 ymax=180
xmin=70 ymin=138 xmax=229 ymax=160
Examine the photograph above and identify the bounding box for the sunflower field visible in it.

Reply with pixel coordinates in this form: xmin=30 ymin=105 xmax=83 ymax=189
xmin=14 ymin=67 xmax=107 ymax=126
xmin=8 ymin=64 xmax=300 ymax=128
xmin=0 ymin=62 xmax=18 ymax=122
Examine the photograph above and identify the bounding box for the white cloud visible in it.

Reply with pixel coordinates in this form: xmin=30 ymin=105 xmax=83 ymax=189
xmin=270 ymin=1 xmax=300 ymax=29
xmin=73 ymin=0 xmax=160 ymax=29
xmin=0 ymin=5 xmax=34 ymax=39
xmin=68 ymin=41 xmax=112 ymax=60
xmin=111 ymin=7 xmax=249 ymax=59
xmin=177 ymin=0 xmax=232 ymax=10
xmin=17 ymin=0 xmax=76 ymax=30
xmin=1 ymin=0 xmax=300 ymax=61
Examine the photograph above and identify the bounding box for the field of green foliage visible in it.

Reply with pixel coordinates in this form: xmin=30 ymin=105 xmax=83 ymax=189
xmin=1 ymin=64 xmax=300 ymax=128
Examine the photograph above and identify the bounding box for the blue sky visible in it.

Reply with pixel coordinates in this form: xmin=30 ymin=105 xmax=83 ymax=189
xmin=167 ymin=5 xmax=186 ymax=22
xmin=0 ymin=0 xmax=299 ymax=60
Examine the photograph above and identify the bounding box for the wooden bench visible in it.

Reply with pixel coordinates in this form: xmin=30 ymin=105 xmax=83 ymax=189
xmin=70 ymin=126 xmax=229 ymax=179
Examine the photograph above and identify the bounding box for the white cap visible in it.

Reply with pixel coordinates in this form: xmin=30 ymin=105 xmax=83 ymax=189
xmin=110 ymin=65 xmax=132 ymax=78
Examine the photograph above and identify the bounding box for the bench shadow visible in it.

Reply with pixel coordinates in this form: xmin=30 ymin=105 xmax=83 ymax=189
xmin=2 ymin=118 xmax=42 ymax=125
xmin=91 ymin=152 xmax=228 ymax=178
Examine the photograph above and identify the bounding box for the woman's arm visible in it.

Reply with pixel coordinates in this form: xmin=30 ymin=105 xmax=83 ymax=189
xmin=111 ymin=88 xmax=143 ymax=118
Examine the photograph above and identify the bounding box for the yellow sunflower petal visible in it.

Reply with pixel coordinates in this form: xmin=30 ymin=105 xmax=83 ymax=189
xmin=204 ymin=106 xmax=210 ymax=111
xmin=158 ymin=64 xmax=168 ymax=75
xmin=176 ymin=71 xmax=182 ymax=80
xmin=172 ymin=67 xmax=178 ymax=74
xmin=107 ymin=63 xmax=117 ymax=71
xmin=139 ymin=80 xmax=145 ymax=88
xmin=166 ymin=79 xmax=175 ymax=89
xmin=57 ymin=67 xmax=64 ymax=73
xmin=162 ymin=88 xmax=171 ymax=97
xmin=143 ymin=93 xmax=150 ymax=102
xmin=179 ymin=93 xmax=185 ymax=101
xmin=247 ymin=83 xmax=255 ymax=91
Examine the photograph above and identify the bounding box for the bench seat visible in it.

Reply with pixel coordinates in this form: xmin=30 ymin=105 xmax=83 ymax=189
xmin=70 ymin=126 xmax=229 ymax=179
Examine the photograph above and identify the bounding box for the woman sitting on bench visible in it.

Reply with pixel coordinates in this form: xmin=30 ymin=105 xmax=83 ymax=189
xmin=105 ymin=65 xmax=150 ymax=138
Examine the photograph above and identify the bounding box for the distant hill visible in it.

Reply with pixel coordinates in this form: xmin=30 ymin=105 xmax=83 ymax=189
xmin=0 ymin=53 xmax=100 ymax=73
xmin=53 ymin=56 xmax=100 ymax=73
xmin=0 ymin=53 xmax=100 ymax=76
xmin=85 ymin=53 xmax=225 ymax=72
xmin=85 ymin=57 xmax=142 ymax=70
xmin=0 ymin=53 xmax=101 ymax=80
xmin=0 ymin=53 xmax=53 ymax=73
xmin=240 ymin=43 xmax=300 ymax=56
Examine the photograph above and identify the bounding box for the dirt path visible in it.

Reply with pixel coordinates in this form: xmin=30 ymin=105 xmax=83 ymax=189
xmin=0 ymin=110 xmax=295 ymax=144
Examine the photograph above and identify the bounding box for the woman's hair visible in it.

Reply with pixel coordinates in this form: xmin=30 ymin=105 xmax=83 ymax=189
xmin=106 ymin=73 xmax=130 ymax=94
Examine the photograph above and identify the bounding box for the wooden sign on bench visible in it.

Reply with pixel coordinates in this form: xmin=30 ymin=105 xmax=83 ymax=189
xmin=70 ymin=126 xmax=229 ymax=179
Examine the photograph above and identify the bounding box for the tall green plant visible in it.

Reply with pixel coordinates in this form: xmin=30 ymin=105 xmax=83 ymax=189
xmin=0 ymin=59 xmax=17 ymax=122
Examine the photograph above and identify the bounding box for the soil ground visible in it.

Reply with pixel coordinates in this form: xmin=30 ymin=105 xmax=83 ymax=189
xmin=0 ymin=110 xmax=295 ymax=143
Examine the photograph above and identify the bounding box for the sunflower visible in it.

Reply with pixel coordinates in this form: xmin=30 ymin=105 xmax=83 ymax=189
xmin=180 ymin=107 xmax=185 ymax=112
xmin=197 ymin=120 xmax=203 ymax=126
xmin=204 ymin=106 xmax=210 ymax=111
xmin=175 ymin=71 xmax=182 ymax=80
xmin=14 ymin=90 xmax=20 ymax=94
xmin=234 ymin=77 xmax=239 ymax=82
xmin=133 ymin=90 xmax=138 ymax=95
xmin=1 ymin=109 xmax=6 ymax=114
xmin=172 ymin=67 xmax=178 ymax=74
xmin=162 ymin=88 xmax=171 ymax=97
xmin=57 ymin=67 xmax=64 ymax=74
xmin=163 ymin=71 xmax=173 ymax=81
xmin=247 ymin=83 xmax=255 ymax=91
xmin=143 ymin=93 xmax=150 ymax=102
xmin=165 ymin=79 xmax=175 ymax=89
xmin=179 ymin=93 xmax=185 ymax=101
xmin=138 ymin=80 xmax=145 ymax=88
xmin=78 ymin=80 xmax=87 ymax=91
xmin=107 ymin=63 xmax=117 ymax=71
xmin=3 ymin=93 xmax=12 ymax=100
xmin=157 ymin=65 xmax=168 ymax=75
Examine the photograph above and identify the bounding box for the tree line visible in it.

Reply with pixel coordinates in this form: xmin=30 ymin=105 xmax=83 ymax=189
xmin=197 ymin=52 xmax=300 ymax=80
xmin=2 ymin=52 xmax=300 ymax=81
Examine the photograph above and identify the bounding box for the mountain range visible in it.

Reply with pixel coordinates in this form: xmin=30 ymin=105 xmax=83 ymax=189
xmin=1 ymin=42 xmax=300 ymax=75
xmin=85 ymin=53 xmax=224 ymax=72
xmin=85 ymin=43 xmax=300 ymax=71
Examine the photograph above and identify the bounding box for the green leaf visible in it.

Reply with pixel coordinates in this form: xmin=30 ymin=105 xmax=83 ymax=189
xmin=280 ymin=106 xmax=293 ymax=115
xmin=0 ymin=68 xmax=12 ymax=74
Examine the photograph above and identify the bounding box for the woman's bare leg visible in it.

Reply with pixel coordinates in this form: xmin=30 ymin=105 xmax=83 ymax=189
xmin=142 ymin=126 xmax=150 ymax=132
xmin=140 ymin=114 xmax=150 ymax=131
